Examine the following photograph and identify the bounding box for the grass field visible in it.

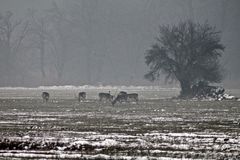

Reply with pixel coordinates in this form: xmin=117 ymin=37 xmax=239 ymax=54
xmin=0 ymin=87 xmax=239 ymax=159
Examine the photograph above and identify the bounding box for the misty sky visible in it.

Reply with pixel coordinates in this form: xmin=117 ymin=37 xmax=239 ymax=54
xmin=0 ymin=0 xmax=240 ymax=87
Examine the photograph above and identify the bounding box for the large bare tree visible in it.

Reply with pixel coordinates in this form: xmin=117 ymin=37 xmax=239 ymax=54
xmin=145 ymin=21 xmax=225 ymax=97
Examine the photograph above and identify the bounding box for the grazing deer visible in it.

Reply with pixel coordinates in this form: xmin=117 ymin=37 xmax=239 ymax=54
xmin=112 ymin=94 xmax=127 ymax=106
xmin=42 ymin=92 xmax=50 ymax=102
xmin=99 ymin=92 xmax=113 ymax=102
xmin=126 ymin=93 xmax=138 ymax=103
xmin=118 ymin=91 xmax=128 ymax=102
xmin=119 ymin=91 xmax=127 ymax=95
xmin=111 ymin=91 xmax=128 ymax=105
xmin=112 ymin=92 xmax=138 ymax=106
xmin=78 ymin=92 xmax=86 ymax=102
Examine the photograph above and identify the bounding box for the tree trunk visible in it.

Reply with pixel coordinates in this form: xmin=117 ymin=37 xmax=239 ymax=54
xmin=179 ymin=79 xmax=192 ymax=98
xmin=86 ymin=50 xmax=92 ymax=84
xmin=40 ymin=41 xmax=46 ymax=79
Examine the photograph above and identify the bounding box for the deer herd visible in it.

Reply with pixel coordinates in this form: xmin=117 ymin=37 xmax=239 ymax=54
xmin=42 ymin=91 xmax=138 ymax=106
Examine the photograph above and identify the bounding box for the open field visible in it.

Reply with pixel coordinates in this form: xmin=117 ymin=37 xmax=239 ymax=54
xmin=0 ymin=87 xmax=239 ymax=159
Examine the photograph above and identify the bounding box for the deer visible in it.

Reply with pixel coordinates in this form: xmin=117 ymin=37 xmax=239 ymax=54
xmin=42 ymin=92 xmax=50 ymax=102
xmin=112 ymin=92 xmax=138 ymax=106
xmin=78 ymin=92 xmax=87 ymax=102
xmin=126 ymin=93 xmax=139 ymax=103
xmin=99 ymin=91 xmax=113 ymax=102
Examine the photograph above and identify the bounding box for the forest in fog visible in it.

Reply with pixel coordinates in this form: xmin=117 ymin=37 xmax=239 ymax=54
xmin=0 ymin=0 xmax=239 ymax=87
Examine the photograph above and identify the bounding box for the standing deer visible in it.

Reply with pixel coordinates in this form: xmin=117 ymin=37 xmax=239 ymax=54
xmin=78 ymin=92 xmax=87 ymax=102
xmin=99 ymin=92 xmax=113 ymax=102
xmin=42 ymin=92 xmax=50 ymax=102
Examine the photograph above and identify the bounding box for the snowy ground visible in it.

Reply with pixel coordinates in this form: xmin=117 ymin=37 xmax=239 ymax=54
xmin=0 ymin=86 xmax=239 ymax=159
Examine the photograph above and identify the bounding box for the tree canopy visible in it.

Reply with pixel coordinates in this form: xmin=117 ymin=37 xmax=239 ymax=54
xmin=145 ymin=21 xmax=225 ymax=97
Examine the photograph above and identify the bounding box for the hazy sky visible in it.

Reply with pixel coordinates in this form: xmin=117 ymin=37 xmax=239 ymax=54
xmin=0 ymin=0 xmax=239 ymax=87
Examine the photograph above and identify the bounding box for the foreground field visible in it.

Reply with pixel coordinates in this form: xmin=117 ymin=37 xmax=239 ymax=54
xmin=0 ymin=87 xmax=239 ymax=159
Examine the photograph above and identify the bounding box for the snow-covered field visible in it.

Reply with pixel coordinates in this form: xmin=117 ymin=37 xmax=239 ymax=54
xmin=0 ymin=86 xmax=239 ymax=159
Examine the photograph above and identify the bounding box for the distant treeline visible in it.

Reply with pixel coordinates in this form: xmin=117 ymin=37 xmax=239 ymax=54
xmin=0 ymin=0 xmax=239 ymax=87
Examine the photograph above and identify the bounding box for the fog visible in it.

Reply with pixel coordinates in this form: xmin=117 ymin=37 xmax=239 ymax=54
xmin=0 ymin=0 xmax=239 ymax=87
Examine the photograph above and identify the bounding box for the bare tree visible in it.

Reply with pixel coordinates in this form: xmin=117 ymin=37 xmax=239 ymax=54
xmin=68 ymin=0 xmax=98 ymax=84
xmin=81 ymin=0 xmax=98 ymax=84
xmin=46 ymin=1 xmax=70 ymax=84
xmin=28 ymin=9 xmax=49 ymax=81
xmin=145 ymin=21 xmax=225 ymax=97
xmin=0 ymin=11 xmax=29 ymax=85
